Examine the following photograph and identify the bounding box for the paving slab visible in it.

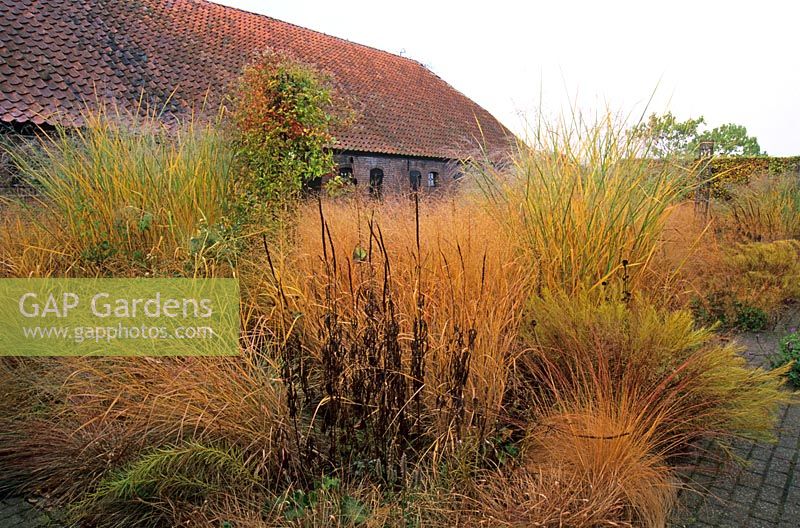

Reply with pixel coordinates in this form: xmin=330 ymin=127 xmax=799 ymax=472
xmin=672 ymin=310 xmax=800 ymax=528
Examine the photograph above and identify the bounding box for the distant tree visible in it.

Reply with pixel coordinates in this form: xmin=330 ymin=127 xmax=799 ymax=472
xmin=630 ymin=112 xmax=764 ymax=158
xmin=692 ymin=123 xmax=764 ymax=157
xmin=629 ymin=112 xmax=706 ymax=159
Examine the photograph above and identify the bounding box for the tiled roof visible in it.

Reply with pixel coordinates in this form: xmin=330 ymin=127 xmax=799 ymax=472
xmin=0 ymin=0 xmax=512 ymax=159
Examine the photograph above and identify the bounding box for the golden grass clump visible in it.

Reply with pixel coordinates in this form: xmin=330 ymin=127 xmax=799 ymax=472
xmin=471 ymin=112 xmax=691 ymax=295
xmin=2 ymin=106 xmax=238 ymax=276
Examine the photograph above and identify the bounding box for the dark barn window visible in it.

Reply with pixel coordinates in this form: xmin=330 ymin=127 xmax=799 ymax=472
xmin=409 ymin=170 xmax=422 ymax=191
xmin=369 ymin=168 xmax=384 ymax=197
xmin=427 ymin=171 xmax=439 ymax=188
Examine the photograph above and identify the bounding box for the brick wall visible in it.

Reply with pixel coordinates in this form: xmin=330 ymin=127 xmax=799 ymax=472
xmin=1 ymin=132 xmax=468 ymax=198
xmin=332 ymin=152 xmax=463 ymax=195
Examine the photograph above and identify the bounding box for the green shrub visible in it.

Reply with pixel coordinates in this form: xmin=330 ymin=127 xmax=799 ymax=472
xmin=704 ymin=157 xmax=800 ymax=198
xmin=733 ymin=303 xmax=769 ymax=331
xmin=230 ymin=51 xmax=339 ymax=209
xmin=690 ymin=293 xmax=768 ymax=332
xmin=771 ymin=331 xmax=800 ymax=388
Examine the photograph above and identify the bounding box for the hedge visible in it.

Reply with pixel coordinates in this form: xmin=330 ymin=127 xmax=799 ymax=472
xmin=710 ymin=156 xmax=800 ymax=184
xmin=706 ymin=156 xmax=800 ymax=197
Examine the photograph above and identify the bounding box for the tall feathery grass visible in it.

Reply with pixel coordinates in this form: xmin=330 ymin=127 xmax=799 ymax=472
xmin=256 ymin=196 xmax=532 ymax=465
xmin=471 ymin=112 xmax=691 ymax=294
xmin=0 ymin=194 xmax=534 ymax=525
xmin=2 ymin=106 xmax=237 ymax=275
xmin=0 ymin=106 xmax=795 ymax=528
xmin=721 ymin=175 xmax=800 ymax=242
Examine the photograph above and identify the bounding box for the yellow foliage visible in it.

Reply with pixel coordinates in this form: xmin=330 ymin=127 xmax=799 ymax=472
xmin=726 ymin=239 xmax=800 ymax=310
xmin=471 ymin=114 xmax=690 ymax=295
xmin=721 ymin=176 xmax=800 ymax=241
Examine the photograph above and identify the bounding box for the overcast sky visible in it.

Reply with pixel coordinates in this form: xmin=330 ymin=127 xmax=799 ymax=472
xmin=215 ymin=0 xmax=799 ymax=155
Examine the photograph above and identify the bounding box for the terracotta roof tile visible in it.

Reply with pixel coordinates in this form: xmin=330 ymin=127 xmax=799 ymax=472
xmin=0 ymin=0 xmax=512 ymax=158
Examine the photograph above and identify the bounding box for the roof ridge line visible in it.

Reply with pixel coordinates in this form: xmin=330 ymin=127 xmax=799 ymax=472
xmin=201 ymin=1 xmax=507 ymax=135
xmin=203 ymin=0 xmax=430 ymax=70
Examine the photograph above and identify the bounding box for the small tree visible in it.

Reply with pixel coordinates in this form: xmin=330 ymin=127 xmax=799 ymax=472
xmin=629 ymin=112 xmax=706 ymax=159
xmin=630 ymin=112 xmax=764 ymax=158
xmin=231 ymin=51 xmax=336 ymax=208
xmin=693 ymin=123 xmax=763 ymax=157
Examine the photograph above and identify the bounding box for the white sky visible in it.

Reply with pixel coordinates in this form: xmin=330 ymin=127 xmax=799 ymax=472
xmin=215 ymin=0 xmax=799 ymax=155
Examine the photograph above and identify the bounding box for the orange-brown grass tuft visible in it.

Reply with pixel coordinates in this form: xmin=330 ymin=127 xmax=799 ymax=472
xmin=0 ymin=347 xmax=293 ymax=510
xmin=521 ymin=291 xmax=789 ymax=453
xmin=473 ymin=290 xmax=788 ymax=528
xmin=476 ymin=399 xmax=678 ymax=528
xmin=260 ymin=195 xmax=532 ymax=461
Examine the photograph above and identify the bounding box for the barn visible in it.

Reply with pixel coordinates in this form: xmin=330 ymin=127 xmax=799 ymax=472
xmin=0 ymin=0 xmax=512 ymax=193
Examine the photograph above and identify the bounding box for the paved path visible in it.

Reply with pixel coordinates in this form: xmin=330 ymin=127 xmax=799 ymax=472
xmin=670 ymin=403 xmax=800 ymax=527
xmin=0 ymin=498 xmax=55 ymax=527
xmin=671 ymin=310 xmax=800 ymax=528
